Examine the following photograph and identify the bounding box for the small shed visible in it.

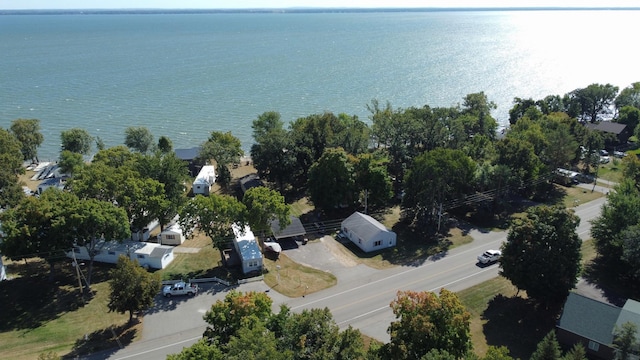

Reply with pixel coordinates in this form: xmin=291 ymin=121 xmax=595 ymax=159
xmin=174 ymin=147 xmax=201 ymax=177
xmin=341 ymin=212 xmax=396 ymax=253
xmin=232 ymin=224 xmax=263 ymax=274
xmin=239 ymin=173 xmax=264 ymax=194
xmin=67 ymin=240 xmax=174 ymax=269
xmin=158 ymin=223 xmax=185 ymax=246
xmin=192 ymin=165 xmax=216 ymax=196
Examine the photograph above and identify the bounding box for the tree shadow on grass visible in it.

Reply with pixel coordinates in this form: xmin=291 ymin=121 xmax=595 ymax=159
xmin=65 ymin=320 xmax=140 ymax=358
xmin=0 ymin=261 xmax=86 ymax=331
xmin=482 ymin=295 xmax=559 ymax=360
xmin=581 ymin=258 xmax=631 ymax=307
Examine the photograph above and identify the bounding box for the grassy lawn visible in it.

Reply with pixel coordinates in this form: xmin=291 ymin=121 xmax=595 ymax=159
xmin=597 ymin=158 xmax=624 ymax=183
xmin=0 ymin=259 xmax=139 ymax=359
xmin=262 ymin=253 xmax=337 ymax=297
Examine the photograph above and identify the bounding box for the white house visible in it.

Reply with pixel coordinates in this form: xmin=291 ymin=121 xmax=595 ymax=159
xmin=67 ymin=240 xmax=175 ymax=269
xmin=232 ymin=224 xmax=263 ymax=275
xmin=341 ymin=212 xmax=397 ymax=253
xmin=192 ymin=165 xmax=216 ymax=195
xmin=158 ymin=223 xmax=185 ymax=245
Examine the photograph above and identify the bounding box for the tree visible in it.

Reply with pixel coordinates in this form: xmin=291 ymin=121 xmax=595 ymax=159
xmin=591 ymin=179 xmax=640 ymax=269
xmin=167 ymin=339 xmax=224 ymax=360
xmin=66 ymin=197 xmax=131 ymax=285
xmin=616 ymin=106 xmax=640 ymax=133
xmin=225 ymin=321 xmax=290 ymax=360
xmin=60 ymin=128 xmax=93 ymax=155
xmin=494 ymin=137 xmax=543 ymax=197
xmin=250 ymin=126 xmax=297 ymax=193
xmin=403 ymin=148 xmax=475 ymax=227
xmin=385 ymin=289 xmax=472 ymax=359
xmin=541 ymin=121 xmax=578 ymax=170
xmin=568 ymin=83 xmax=619 ymax=122
xmin=242 ymin=186 xmax=290 ymax=238
xmin=203 ymin=290 xmax=273 ymax=345
xmin=615 ymin=82 xmax=640 ymax=110
xmin=353 ymin=153 xmax=393 ymax=210
xmin=500 ymin=205 xmax=582 ymax=306
xmin=199 ymin=131 xmax=243 ymax=188
xmin=461 ymin=91 xmax=498 ymax=139
xmin=562 ymin=343 xmax=587 ymax=360
xmin=307 ymin=147 xmax=356 ymax=211
xmin=58 ymin=150 xmax=85 ymax=176
xmin=0 ymin=192 xmax=71 ymax=280
xmin=157 ymin=135 xmax=173 ymax=153
xmin=613 ymin=321 xmax=639 ymax=360
xmin=280 ymin=307 xmax=343 ymax=359
xmin=0 ymin=127 xmax=26 ymax=208
xmin=108 ymin=255 xmax=161 ymax=323
xmin=138 ymin=151 xmax=190 ymax=230
xmin=529 ymin=331 xmax=562 ymax=360
xmin=178 ymin=194 xmax=246 ymax=256
xmin=124 ymin=126 xmax=154 ymax=154
xmin=10 ymin=118 xmax=43 ymax=163
xmin=482 ymin=346 xmax=513 ymax=360
xmin=333 ymin=113 xmax=371 ymax=155
xmin=621 ymin=225 xmax=640 ymax=283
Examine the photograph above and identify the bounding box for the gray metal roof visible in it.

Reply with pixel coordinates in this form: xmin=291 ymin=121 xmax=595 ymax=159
xmin=558 ymin=292 xmax=621 ymax=344
xmin=174 ymin=147 xmax=200 ymax=161
xmin=270 ymin=216 xmax=306 ymax=239
xmin=341 ymin=212 xmax=392 ymax=241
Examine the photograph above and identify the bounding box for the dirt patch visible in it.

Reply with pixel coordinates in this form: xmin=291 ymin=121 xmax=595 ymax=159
xmin=320 ymin=236 xmax=359 ymax=267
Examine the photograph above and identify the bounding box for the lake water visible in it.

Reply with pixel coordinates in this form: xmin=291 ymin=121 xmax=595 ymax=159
xmin=1 ymin=10 xmax=639 ymax=160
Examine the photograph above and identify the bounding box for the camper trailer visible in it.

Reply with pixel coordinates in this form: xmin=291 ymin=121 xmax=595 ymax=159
xmin=232 ymin=224 xmax=263 ymax=275
xmin=158 ymin=223 xmax=185 ymax=245
xmin=68 ymin=240 xmax=174 ymax=269
xmin=192 ymin=165 xmax=216 ymax=195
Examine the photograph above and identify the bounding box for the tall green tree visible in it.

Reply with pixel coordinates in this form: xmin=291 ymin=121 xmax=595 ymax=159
xmin=10 ymin=118 xmax=44 ymax=163
xmin=529 ymin=331 xmax=562 ymax=360
xmin=203 ymin=290 xmax=273 ymax=345
xmin=461 ymin=91 xmax=498 ymax=139
xmin=178 ymin=194 xmax=246 ymax=256
xmin=500 ymin=205 xmax=582 ymax=306
xmin=225 ymin=321 xmax=290 ymax=360
xmin=108 ymin=255 xmax=161 ymax=323
xmin=403 ymin=148 xmax=476 ymax=227
xmin=124 ymin=126 xmax=154 ymax=154
xmin=307 ymin=147 xmax=355 ymax=211
xmin=157 ymin=135 xmax=173 ymax=153
xmin=568 ymin=83 xmax=619 ymax=122
xmin=58 ymin=150 xmax=85 ymax=176
xmin=385 ymin=289 xmax=472 ymax=359
xmin=280 ymin=307 xmax=344 ymax=360
xmin=251 ymin=125 xmax=297 ymax=193
xmin=0 ymin=127 xmax=25 ymax=208
xmin=167 ymin=339 xmax=224 ymax=360
xmin=242 ymin=186 xmax=290 ymax=238
xmin=60 ymin=128 xmax=93 ymax=155
xmin=199 ymin=131 xmax=243 ymax=188
xmin=615 ymin=82 xmax=640 ymax=110
xmin=590 ymin=179 xmax=640 ymax=270
xmin=613 ymin=321 xmax=639 ymax=360
xmin=353 ymin=152 xmax=393 ymax=210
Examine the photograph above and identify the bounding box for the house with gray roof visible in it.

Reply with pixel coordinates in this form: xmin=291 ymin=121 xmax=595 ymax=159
xmin=341 ymin=212 xmax=396 ymax=253
xmin=585 ymin=121 xmax=632 ymax=146
xmin=557 ymin=292 xmax=640 ymax=359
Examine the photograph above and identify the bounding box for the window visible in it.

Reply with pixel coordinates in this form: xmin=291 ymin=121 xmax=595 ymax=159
xmin=137 ymin=254 xmax=145 ymax=259
xmin=108 ymin=251 xmax=116 ymax=255
xmin=374 ymin=240 xmax=382 ymax=247
xmin=73 ymin=248 xmax=80 ymax=253
xmin=588 ymin=341 xmax=599 ymax=351
xmin=248 ymin=260 xmax=259 ymax=267
xmin=166 ymin=234 xmax=175 ymax=240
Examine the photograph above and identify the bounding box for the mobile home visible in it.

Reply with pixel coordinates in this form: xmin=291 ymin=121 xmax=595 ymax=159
xmin=232 ymin=224 xmax=263 ymax=275
xmin=68 ymin=240 xmax=174 ymax=269
xmin=192 ymin=165 xmax=216 ymax=195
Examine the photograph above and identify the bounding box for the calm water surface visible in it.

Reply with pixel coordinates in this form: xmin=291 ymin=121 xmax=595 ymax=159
xmin=1 ymin=10 xmax=639 ymax=159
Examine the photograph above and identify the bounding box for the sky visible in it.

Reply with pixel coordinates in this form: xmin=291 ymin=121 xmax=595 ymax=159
xmin=1 ymin=0 xmax=639 ymax=10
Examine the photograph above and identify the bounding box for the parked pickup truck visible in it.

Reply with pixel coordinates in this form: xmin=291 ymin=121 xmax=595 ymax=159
xmin=162 ymin=281 xmax=198 ymax=298
xmin=477 ymin=250 xmax=501 ymax=264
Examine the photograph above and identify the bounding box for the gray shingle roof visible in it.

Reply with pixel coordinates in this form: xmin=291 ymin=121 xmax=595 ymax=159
xmin=270 ymin=216 xmax=306 ymax=239
xmin=341 ymin=212 xmax=390 ymax=241
xmin=585 ymin=121 xmax=628 ymax=135
xmin=558 ymin=292 xmax=621 ymax=344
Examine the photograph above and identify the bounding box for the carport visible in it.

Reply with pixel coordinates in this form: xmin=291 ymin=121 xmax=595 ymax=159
xmin=270 ymin=215 xmax=306 ymax=240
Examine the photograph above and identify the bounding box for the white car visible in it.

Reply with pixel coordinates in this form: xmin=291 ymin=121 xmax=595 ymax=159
xmin=477 ymin=250 xmax=501 ymax=264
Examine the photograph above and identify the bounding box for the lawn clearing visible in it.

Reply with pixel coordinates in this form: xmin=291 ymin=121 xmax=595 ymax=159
xmin=0 ymin=259 xmax=139 ymax=359
xmin=262 ymin=253 xmax=337 ymax=297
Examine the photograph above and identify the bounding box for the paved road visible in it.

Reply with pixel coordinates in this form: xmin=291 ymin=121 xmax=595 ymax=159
xmin=87 ymin=195 xmax=607 ymax=360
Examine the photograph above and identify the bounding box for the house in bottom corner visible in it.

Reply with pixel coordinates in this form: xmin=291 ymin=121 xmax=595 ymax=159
xmin=341 ymin=212 xmax=396 ymax=253
xmin=232 ymin=224 xmax=262 ymax=275
xmin=557 ymin=292 xmax=640 ymax=360
xmin=67 ymin=240 xmax=174 ymax=269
